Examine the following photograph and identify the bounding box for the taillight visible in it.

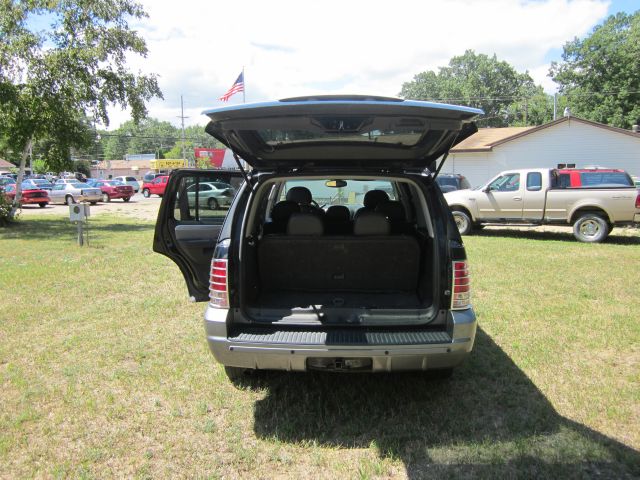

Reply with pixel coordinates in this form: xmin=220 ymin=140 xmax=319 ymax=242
xmin=209 ymin=242 xmax=229 ymax=308
xmin=635 ymin=193 xmax=640 ymax=209
xmin=451 ymin=261 xmax=471 ymax=310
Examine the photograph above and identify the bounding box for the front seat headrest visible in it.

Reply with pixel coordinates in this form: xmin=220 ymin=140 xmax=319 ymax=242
xmin=286 ymin=186 xmax=313 ymax=205
xmin=363 ymin=190 xmax=390 ymax=209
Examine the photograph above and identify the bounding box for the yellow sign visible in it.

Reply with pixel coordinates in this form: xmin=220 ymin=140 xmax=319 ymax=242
xmin=150 ymin=159 xmax=188 ymax=169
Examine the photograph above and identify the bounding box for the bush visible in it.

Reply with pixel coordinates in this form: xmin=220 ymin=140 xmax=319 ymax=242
xmin=0 ymin=192 xmax=14 ymax=226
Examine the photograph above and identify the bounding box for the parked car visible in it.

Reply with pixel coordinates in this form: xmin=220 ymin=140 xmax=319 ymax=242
xmin=24 ymin=178 xmax=54 ymax=191
xmin=142 ymin=171 xmax=168 ymax=183
xmin=113 ymin=176 xmax=140 ymax=193
xmin=556 ymin=168 xmax=635 ymax=188
xmin=49 ymin=182 xmax=102 ymax=205
xmin=445 ymin=168 xmax=640 ymax=242
xmin=141 ymin=175 xmax=169 ymax=198
xmin=3 ymin=183 xmax=50 ymax=207
xmin=435 ymin=173 xmax=472 ymax=193
xmin=55 ymin=178 xmax=83 ymax=185
xmin=0 ymin=176 xmax=16 ymax=188
xmin=154 ymin=96 xmax=482 ymax=380
xmin=186 ymin=181 xmax=235 ymax=209
xmin=90 ymin=179 xmax=134 ymax=202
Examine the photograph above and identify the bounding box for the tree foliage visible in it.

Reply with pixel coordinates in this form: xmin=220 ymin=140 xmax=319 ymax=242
xmin=549 ymin=11 xmax=640 ymax=128
xmin=400 ymin=50 xmax=553 ymax=127
xmin=0 ymin=0 xmax=162 ymax=219
xmin=100 ymin=120 xmax=223 ymax=160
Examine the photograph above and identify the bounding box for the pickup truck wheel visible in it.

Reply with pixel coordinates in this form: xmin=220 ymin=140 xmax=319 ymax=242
xmin=452 ymin=210 xmax=472 ymax=235
xmin=573 ymin=214 xmax=609 ymax=243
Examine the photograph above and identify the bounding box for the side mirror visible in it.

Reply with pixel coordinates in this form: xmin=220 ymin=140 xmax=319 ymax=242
xmin=482 ymin=186 xmax=492 ymax=193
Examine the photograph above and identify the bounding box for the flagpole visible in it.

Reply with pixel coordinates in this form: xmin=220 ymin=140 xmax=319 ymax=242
xmin=242 ymin=66 xmax=245 ymax=104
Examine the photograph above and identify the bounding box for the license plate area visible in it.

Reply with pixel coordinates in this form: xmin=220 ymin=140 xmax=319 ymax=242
xmin=306 ymin=357 xmax=373 ymax=372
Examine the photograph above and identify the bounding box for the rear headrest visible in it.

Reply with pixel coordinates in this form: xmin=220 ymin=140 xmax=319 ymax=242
xmin=375 ymin=200 xmax=406 ymax=222
xmin=363 ymin=190 xmax=390 ymax=209
xmin=325 ymin=205 xmax=351 ymax=222
xmin=287 ymin=213 xmax=324 ymax=235
xmin=271 ymin=200 xmax=300 ymax=223
xmin=286 ymin=186 xmax=312 ymax=205
xmin=353 ymin=211 xmax=390 ymax=236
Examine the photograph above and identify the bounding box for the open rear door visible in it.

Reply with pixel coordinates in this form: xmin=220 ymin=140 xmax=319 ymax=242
xmin=153 ymin=169 xmax=244 ymax=301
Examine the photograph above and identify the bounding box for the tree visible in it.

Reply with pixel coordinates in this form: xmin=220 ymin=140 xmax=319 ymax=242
xmin=549 ymin=11 xmax=640 ymax=128
xmin=0 ymin=0 xmax=162 ymax=220
xmin=400 ymin=50 xmax=553 ymax=127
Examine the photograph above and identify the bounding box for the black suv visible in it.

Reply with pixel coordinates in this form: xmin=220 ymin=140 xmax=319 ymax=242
xmin=435 ymin=173 xmax=472 ymax=193
xmin=154 ymin=96 xmax=481 ymax=379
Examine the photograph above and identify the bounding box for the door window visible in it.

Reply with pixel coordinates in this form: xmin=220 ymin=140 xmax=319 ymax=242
xmin=489 ymin=173 xmax=520 ymax=192
xmin=173 ymin=174 xmax=241 ymax=223
xmin=526 ymin=172 xmax=542 ymax=191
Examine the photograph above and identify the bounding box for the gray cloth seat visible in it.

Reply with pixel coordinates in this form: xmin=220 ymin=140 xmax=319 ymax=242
xmin=258 ymin=211 xmax=420 ymax=292
xmin=263 ymin=200 xmax=300 ymax=235
xmin=354 ymin=190 xmax=390 ymax=219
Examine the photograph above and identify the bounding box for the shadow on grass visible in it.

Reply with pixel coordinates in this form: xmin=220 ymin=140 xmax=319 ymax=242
xmin=0 ymin=217 xmax=154 ymax=241
xmin=237 ymin=329 xmax=639 ymax=478
xmin=472 ymin=227 xmax=640 ymax=245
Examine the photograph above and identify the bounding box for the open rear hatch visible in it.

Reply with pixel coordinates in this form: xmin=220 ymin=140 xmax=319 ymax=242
xmin=204 ymin=95 xmax=482 ymax=172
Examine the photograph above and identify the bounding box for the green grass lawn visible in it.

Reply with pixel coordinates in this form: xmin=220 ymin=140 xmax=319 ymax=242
xmin=1 ymin=217 xmax=639 ymax=479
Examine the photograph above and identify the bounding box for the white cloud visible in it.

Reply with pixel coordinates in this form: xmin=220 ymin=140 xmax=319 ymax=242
xmin=104 ymin=0 xmax=610 ymax=129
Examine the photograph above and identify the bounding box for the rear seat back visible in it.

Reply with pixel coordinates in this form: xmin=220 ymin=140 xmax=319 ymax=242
xmin=258 ymin=212 xmax=420 ymax=292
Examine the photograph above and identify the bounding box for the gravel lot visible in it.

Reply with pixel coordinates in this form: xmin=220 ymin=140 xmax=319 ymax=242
xmin=16 ymin=193 xmax=163 ymax=221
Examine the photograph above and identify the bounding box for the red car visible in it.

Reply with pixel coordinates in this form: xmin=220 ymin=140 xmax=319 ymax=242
xmin=556 ymin=168 xmax=634 ymax=188
xmin=91 ymin=180 xmax=134 ymax=202
xmin=141 ymin=175 xmax=169 ymax=198
xmin=3 ymin=184 xmax=50 ymax=207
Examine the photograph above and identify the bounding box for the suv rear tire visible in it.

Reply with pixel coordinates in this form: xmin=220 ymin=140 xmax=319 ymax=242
xmin=452 ymin=210 xmax=472 ymax=235
xmin=573 ymin=213 xmax=609 ymax=243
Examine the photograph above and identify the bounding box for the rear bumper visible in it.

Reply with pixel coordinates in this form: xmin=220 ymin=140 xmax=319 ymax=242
xmin=21 ymin=197 xmax=49 ymax=204
xmin=203 ymin=306 xmax=477 ymax=372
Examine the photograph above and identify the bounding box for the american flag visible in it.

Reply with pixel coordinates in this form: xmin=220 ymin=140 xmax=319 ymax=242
xmin=219 ymin=72 xmax=244 ymax=102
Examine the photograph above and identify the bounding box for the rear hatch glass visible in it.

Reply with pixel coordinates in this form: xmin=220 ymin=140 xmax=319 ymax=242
xmin=204 ymin=96 xmax=482 ymax=171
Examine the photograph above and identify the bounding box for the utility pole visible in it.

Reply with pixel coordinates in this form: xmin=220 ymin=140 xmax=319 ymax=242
xmin=178 ymin=95 xmax=190 ymax=166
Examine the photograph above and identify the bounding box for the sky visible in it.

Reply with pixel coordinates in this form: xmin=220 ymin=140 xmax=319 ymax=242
xmin=102 ymin=0 xmax=637 ymax=130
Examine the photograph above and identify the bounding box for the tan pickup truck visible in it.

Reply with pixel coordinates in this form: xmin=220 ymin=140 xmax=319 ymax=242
xmin=444 ymin=168 xmax=640 ymax=242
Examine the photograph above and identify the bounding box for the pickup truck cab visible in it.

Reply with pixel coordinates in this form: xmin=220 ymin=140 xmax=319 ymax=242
xmin=154 ymin=96 xmax=482 ymax=380
xmin=445 ymin=168 xmax=640 ymax=242
xmin=142 ymin=175 xmax=169 ymax=198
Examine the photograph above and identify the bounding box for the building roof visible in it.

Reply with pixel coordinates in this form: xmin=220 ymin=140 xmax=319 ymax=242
xmin=451 ymin=116 xmax=640 ymax=153
xmin=0 ymin=158 xmax=16 ymax=170
xmin=451 ymin=127 xmax=535 ymax=152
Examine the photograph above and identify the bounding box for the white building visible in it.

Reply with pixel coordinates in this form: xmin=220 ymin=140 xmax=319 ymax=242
xmin=445 ymin=116 xmax=640 ymax=187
